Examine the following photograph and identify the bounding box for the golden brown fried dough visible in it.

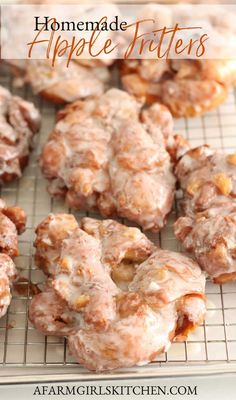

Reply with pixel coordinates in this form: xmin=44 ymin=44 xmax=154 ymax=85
xmin=175 ymin=146 xmax=236 ymax=283
xmin=30 ymin=214 xmax=206 ymax=371
xmin=40 ymin=89 xmax=179 ymax=232
xmin=0 ymin=86 xmax=40 ymax=184
xmin=0 ymin=199 xmax=26 ymax=318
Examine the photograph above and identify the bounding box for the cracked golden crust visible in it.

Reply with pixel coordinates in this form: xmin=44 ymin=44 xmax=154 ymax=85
xmin=30 ymin=214 xmax=206 ymax=371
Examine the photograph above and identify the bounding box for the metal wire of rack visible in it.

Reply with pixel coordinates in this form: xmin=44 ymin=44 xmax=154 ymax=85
xmin=0 ymin=63 xmax=236 ymax=383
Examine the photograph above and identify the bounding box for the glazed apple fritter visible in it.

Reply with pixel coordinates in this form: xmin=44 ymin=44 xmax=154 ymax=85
xmin=0 ymin=85 xmax=40 ymax=184
xmin=25 ymin=60 xmax=111 ymax=104
xmin=120 ymin=4 xmax=236 ymax=117
xmin=120 ymin=59 xmax=235 ymax=118
xmin=40 ymin=88 xmax=181 ymax=232
xmin=0 ymin=199 xmax=26 ymax=318
xmin=174 ymin=146 xmax=236 ymax=283
xmin=29 ymin=214 xmax=206 ymax=371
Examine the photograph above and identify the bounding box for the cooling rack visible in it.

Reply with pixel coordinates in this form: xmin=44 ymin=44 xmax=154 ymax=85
xmin=0 ymin=63 xmax=236 ymax=384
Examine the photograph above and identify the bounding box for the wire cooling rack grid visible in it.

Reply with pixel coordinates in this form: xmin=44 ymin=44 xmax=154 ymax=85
xmin=0 ymin=63 xmax=236 ymax=382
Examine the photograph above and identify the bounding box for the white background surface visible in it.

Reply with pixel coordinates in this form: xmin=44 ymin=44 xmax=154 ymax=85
xmin=1 ymin=374 xmax=236 ymax=400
